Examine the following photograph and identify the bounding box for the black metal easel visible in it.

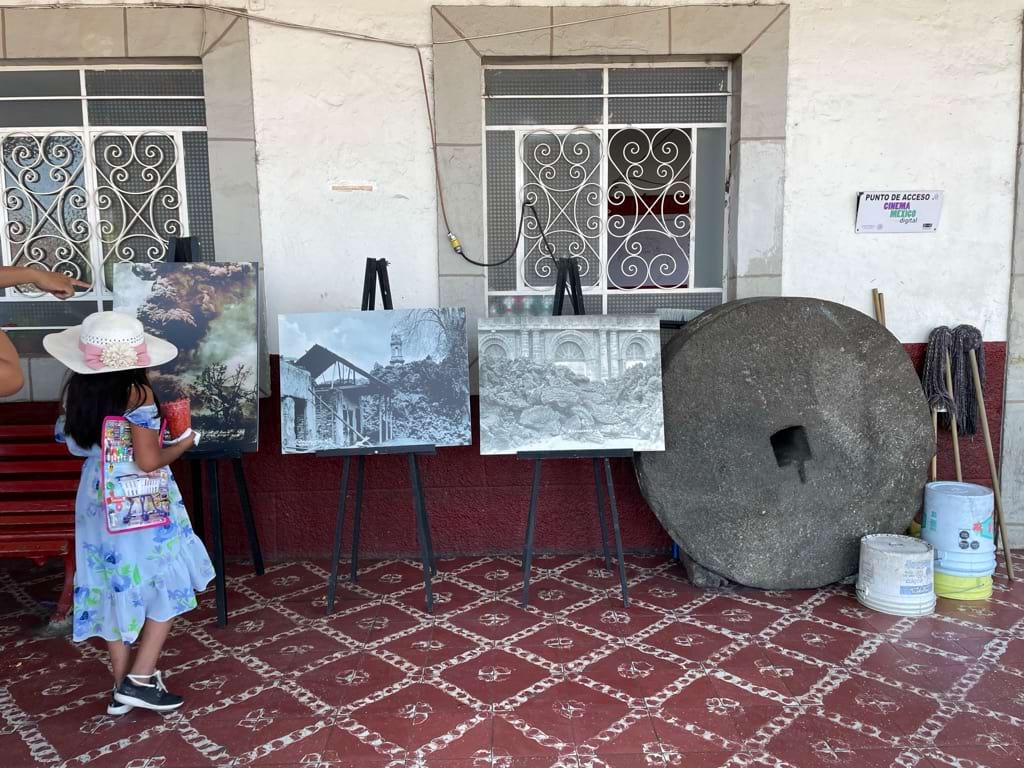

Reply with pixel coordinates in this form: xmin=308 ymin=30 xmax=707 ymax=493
xmin=324 ymin=258 xmax=437 ymax=615
xmin=518 ymin=257 xmax=630 ymax=608
xmin=552 ymin=255 xmax=585 ymax=316
xmin=167 ymin=236 xmax=265 ymax=627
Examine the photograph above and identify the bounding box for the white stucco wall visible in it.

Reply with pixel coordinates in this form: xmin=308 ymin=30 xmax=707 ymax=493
xmin=239 ymin=0 xmax=1024 ymax=350
xmin=18 ymin=1 xmax=1017 ymax=349
xmin=781 ymin=1 xmax=1022 ymax=343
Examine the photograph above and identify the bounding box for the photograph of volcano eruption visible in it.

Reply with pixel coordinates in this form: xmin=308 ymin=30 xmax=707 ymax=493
xmin=114 ymin=261 xmax=260 ymax=453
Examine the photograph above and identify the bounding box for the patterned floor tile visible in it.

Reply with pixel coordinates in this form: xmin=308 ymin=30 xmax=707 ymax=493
xmin=295 ymin=652 xmax=406 ymax=707
xmin=558 ymin=559 xmax=630 ymax=591
xmin=66 ymin=728 xmax=214 ymax=768
xmin=622 ymin=574 xmax=703 ymax=610
xmin=659 ymin=672 xmax=777 ymax=716
xmin=999 ymin=636 xmax=1024 ymax=670
xmin=819 ymin=675 xmax=940 ymax=742
xmin=5 ymin=656 xmax=110 ymax=714
xmin=926 ymin=741 xmax=1024 ymax=766
xmin=323 ymin=718 xmax=403 ymax=761
xmin=204 ymin=604 xmax=302 ymax=651
xmin=449 ymin=602 xmax=544 ymax=643
xmin=0 ymin=636 xmax=85 ymax=679
xmin=770 ymin=619 xmax=867 ymax=665
xmin=245 ymin=626 xmax=351 ymax=671
xmin=0 ymin=727 xmax=47 ymax=768
xmin=934 ymin=597 xmax=1024 ymax=630
xmin=517 ymin=622 xmax=611 ymax=665
xmin=453 ymin=559 xmax=523 ymax=592
xmin=510 ymin=680 xmax=625 ymax=746
xmin=378 ymin=625 xmax=456 ymax=671
xmin=600 ymin=748 xmax=740 ymax=768
xmin=393 ymin=581 xmax=483 ymax=618
xmin=244 ymin=721 xmax=333 ymax=767
xmin=648 ymin=713 xmax=740 ymax=754
xmin=637 ymin=622 xmax=735 ymax=665
xmin=584 ymin=709 xmax=661 ymax=757
xmin=767 ymin=744 xmax=916 ymax=768
xmin=1 ymin=554 xmax=1022 ymax=768
xmin=412 ymin=716 xmax=494 ymax=763
xmin=491 ymin=716 xmax=565 ymax=759
xmin=520 ymin=578 xmax=593 ymax=614
xmin=441 ymin=647 xmax=549 ymax=705
xmin=564 ymin=602 xmax=658 ymax=639
xmin=167 ymin=653 xmax=275 ymax=703
xmin=188 ymin=587 xmax=259 ymax=624
xmin=579 ymin=646 xmax=694 ymax=704
xmin=350 ymin=682 xmax=478 ymax=753
xmin=811 ymin=592 xmax=905 ymax=634
xmin=928 ymin=708 xmax=1024 ymax=754
xmin=566 ymin=700 xmax=636 ymax=746
xmin=860 ymin=644 xmax=972 ymax=696
xmin=688 ymin=595 xmax=789 ymax=636
xmin=247 ymin=562 xmax=329 ymax=602
xmin=716 ymin=643 xmax=828 ymax=700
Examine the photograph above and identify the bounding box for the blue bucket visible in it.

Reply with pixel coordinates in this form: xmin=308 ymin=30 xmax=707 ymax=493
xmin=922 ymin=482 xmax=995 ymax=577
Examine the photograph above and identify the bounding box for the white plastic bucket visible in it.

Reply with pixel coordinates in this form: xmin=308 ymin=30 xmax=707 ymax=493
xmin=856 ymin=534 xmax=935 ymax=616
xmin=923 ymin=482 xmax=996 ymax=577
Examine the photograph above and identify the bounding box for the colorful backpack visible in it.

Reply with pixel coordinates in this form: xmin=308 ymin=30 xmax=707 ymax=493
xmin=101 ymin=416 xmax=172 ymax=534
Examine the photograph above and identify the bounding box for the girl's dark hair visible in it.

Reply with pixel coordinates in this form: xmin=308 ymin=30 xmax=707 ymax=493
xmin=62 ymin=369 xmax=159 ymax=448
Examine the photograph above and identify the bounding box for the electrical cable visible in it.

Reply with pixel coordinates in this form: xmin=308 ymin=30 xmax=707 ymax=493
xmin=416 ymin=46 xmax=554 ymax=268
xmin=448 ymin=200 xmax=554 ymax=270
xmin=0 ymin=3 xmax=670 ymax=49
xmin=415 ymin=45 xmax=554 ymax=268
xmin=433 ymin=6 xmax=669 ymax=46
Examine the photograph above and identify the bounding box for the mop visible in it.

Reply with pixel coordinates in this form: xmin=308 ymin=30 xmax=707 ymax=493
xmin=923 ymin=326 xmax=960 ymax=480
xmin=922 ymin=325 xmax=1013 ymax=581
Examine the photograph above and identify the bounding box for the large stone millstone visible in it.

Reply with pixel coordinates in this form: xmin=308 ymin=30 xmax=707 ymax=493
xmin=635 ymin=298 xmax=933 ymax=590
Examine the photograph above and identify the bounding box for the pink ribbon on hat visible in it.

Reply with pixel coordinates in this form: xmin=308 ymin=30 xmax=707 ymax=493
xmin=78 ymin=339 xmax=151 ymax=370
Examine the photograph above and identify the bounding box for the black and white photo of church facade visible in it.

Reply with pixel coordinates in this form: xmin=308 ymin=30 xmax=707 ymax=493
xmin=278 ymin=309 xmax=472 ymax=454
xmin=478 ymin=315 xmax=666 ymax=455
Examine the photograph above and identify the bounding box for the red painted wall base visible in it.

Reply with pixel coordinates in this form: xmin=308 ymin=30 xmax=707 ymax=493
xmin=1 ymin=342 xmax=1005 ymax=560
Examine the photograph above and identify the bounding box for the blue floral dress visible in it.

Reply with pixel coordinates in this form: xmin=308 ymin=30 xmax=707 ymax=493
xmin=58 ymin=405 xmax=215 ymax=644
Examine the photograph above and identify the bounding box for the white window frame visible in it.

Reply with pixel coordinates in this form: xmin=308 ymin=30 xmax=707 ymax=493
xmin=482 ymin=61 xmax=731 ymax=314
xmin=0 ymin=64 xmax=205 ymax=328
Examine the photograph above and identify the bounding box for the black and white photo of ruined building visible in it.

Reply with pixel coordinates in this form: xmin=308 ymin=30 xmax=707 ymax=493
xmin=478 ymin=315 xmax=665 ymax=455
xmin=278 ymin=308 xmax=471 ymax=453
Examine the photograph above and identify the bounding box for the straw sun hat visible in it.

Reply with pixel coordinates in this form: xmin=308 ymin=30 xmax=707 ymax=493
xmin=43 ymin=311 xmax=177 ymax=375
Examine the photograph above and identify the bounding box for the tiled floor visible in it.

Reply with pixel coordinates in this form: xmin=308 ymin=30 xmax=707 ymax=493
xmin=1 ymin=553 xmax=1024 ymax=767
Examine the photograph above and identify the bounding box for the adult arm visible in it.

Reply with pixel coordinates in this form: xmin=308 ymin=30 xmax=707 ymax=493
xmin=0 ymin=330 xmax=24 ymax=397
xmin=0 ymin=267 xmax=88 ymax=299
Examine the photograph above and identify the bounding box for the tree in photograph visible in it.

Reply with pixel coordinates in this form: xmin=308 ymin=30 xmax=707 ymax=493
xmin=394 ymin=308 xmax=466 ymax=362
xmin=193 ymin=362 xmax=255 ymax=426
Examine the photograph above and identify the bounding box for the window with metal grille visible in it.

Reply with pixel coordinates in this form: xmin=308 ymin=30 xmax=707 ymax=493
xmin=484 ymin=64 xmax=729 ymax=317
xmin=0 ymin=66 xmax=213 ymax=344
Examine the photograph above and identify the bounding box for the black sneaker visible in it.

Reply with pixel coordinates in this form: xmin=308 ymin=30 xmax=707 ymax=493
xmin=113 ymin=671 xmax=183 ymax=712
xmin=106 ymin=687 xmax=132 ymax=716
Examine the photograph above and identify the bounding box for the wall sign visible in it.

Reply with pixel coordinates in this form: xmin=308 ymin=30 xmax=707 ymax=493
xmin=855 ymin=190 xmax=943 ymax=233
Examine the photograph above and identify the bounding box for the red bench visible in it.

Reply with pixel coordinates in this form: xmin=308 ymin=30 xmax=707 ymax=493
xmin=0 ymin=424 xmax=81 ymax=623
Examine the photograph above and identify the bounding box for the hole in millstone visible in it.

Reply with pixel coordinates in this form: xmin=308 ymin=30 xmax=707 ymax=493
xmin=771 ymin=425 xmax=812 ymax=484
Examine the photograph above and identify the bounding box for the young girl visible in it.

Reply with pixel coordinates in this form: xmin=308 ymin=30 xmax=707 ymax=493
xmin=44 ymin=311 xmax=215 ymax=715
